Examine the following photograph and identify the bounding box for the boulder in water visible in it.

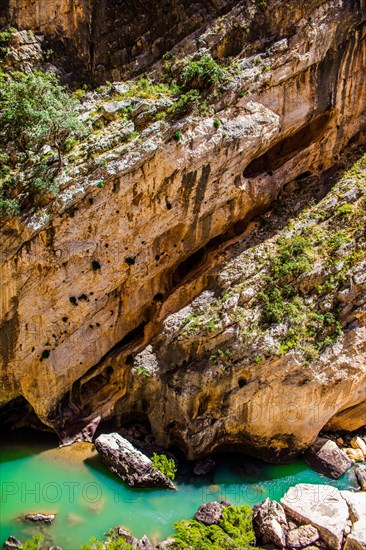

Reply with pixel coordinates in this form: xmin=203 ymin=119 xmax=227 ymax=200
xmin=3 ymin=537 xmax=22 ymax=550
xmin=23 ymin=513 xmax=55 ymax=524
xmin=194 ymin=458 xmax=215 ymax=475
xmin=94 ymin=433 xmax=175 ymax=489
xmin=303 ymin=438 xmax=352 ymax=479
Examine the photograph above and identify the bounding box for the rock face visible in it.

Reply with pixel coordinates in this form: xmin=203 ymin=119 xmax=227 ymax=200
xmin=0 ymin=0 xmax=366 ymax=463
xmin=94 ymin=433 xmax=175 ymax=489
xmin=303 ymin=438 xmax=353 ymax=479
xmin=1 ymin=0 xmax=350 ymax=84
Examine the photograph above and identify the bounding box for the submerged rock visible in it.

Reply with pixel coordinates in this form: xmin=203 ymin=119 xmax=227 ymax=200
xmin=303 ymin=438 xmax=353 ymax=479
xmin=3 ymin=537 xmax=22 ymax=550
xmin=194 ymin=457 xmax=216 ymax=475
xmin=23 ymin=513 xmax=56 ymax=524
xmin=94 ymin=433 xmax=175 ymax=489
xmin=194 ymin=501 xmax=224 ymax=525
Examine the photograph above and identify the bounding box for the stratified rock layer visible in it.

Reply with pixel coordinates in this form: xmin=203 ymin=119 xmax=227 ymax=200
xmin=0 ymin=0 xmax=365 ymax=461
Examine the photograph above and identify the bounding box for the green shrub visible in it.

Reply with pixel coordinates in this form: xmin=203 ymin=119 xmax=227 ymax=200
xmin=173 ymin=505 xmax=257 ymax=549
xmin=213 ymin=118 xmax=221 ymax=128
xmin=22 ymin=534 xmax=44 ymax=550
xmin=0 ymin=26 xmax=16 ymax=59
xmin=173 ymin=130 xmax=183 ymax=142
xmin=81 ymin=535 xmax=133 ymax=550
xmin=181 ymin=55 xmax=227 ymax=90
xmin=0 ymin=70 xmax=85 ymax=216
xmin=0 ymin=197 xmax=20 ymax=217
xmin=151 ymin=452 xmax=177 ymax=480
xmin=335 ymin=203 xmax=355 ymax=217
xmin=0 ymin=70 xmax=84 ymax=165
xmin=168 ymin=89 xmax=200 ymax=117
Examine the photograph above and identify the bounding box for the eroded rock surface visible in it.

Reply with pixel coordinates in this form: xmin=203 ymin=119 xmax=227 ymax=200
xmin=0 ymin=0 xmax=365 ymax=463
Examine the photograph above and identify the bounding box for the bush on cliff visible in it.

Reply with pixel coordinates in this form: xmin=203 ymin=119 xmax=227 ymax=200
xmin=0 ymin=70 xmax=85 ymax=216
xmin=181 ymin=54 xmax=227 ymax=90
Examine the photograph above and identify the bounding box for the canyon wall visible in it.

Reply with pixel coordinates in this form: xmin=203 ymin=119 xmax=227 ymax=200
xmin=0 ymin=0 xmax=365 ymax=460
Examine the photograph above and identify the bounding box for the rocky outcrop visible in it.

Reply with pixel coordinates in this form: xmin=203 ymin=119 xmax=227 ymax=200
xmin=303 ymin=438 xmax=353 ymax=479
xmin=355 ymin=465 xmax=366 ymax=491
xmin=0 ymin=0 xmax=366 ymax=462
xmin=342 ymin=491 xmax=366 ymax=550
xmin=253 ymin=498 xmax=288 ymax=547
xmin=254 ymin=485 xmax=366 ymax=550
xmin=281 ymin=485 xmax=354 ymax=550
xmin=94 ymin=433 xmax=175 ymax=489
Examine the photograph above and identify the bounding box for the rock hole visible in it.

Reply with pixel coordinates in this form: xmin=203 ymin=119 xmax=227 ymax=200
xmin=243 ymin=111 xmax=333 ymax=178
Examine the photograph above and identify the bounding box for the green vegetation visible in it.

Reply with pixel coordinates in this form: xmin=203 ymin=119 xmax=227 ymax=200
xmin=181 ymin=54 xmax=228 ymax=91
xmin=151 ymin=452 xmax=177 ymax=480
xmin=173 ymin=130 xmax=183 ymax=142
xmin=213 ymin=118 xmax=221 ymax=128
xmin=173 ymin=505 xmax=258 ymax=549
xmin=0 ymin=26 xmax=16 ymax=59
xmin=81 ymin=533 xmax=133 ymax=550
xmin=177 ymin=153 xmax=366 ymax=365
xmin=22 ymin=534 xmax=44 ymax=550
xmin=135 ymin=366 xmax=151 ymax=377
xmin=0 ymin=70 xmax=85 ymax=217
xmin=117 ymin=77 xmax=173 ymax=100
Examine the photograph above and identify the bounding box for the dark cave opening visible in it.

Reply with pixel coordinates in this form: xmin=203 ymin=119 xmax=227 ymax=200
xmin=243 ymin=111 xmax=333 ymax=178
xmin=0 ymin=396 xmax=51 ymax=432
xmin=171 ymin=248 xmax=206 ymax=286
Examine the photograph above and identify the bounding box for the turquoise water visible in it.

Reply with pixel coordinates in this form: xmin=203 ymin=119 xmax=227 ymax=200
xmin=0 ymin=431 xmax=358 ymax=549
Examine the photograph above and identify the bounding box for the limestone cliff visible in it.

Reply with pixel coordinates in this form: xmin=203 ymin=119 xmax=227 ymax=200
xmin=0 ymin=0 xmax=365 ymax=461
